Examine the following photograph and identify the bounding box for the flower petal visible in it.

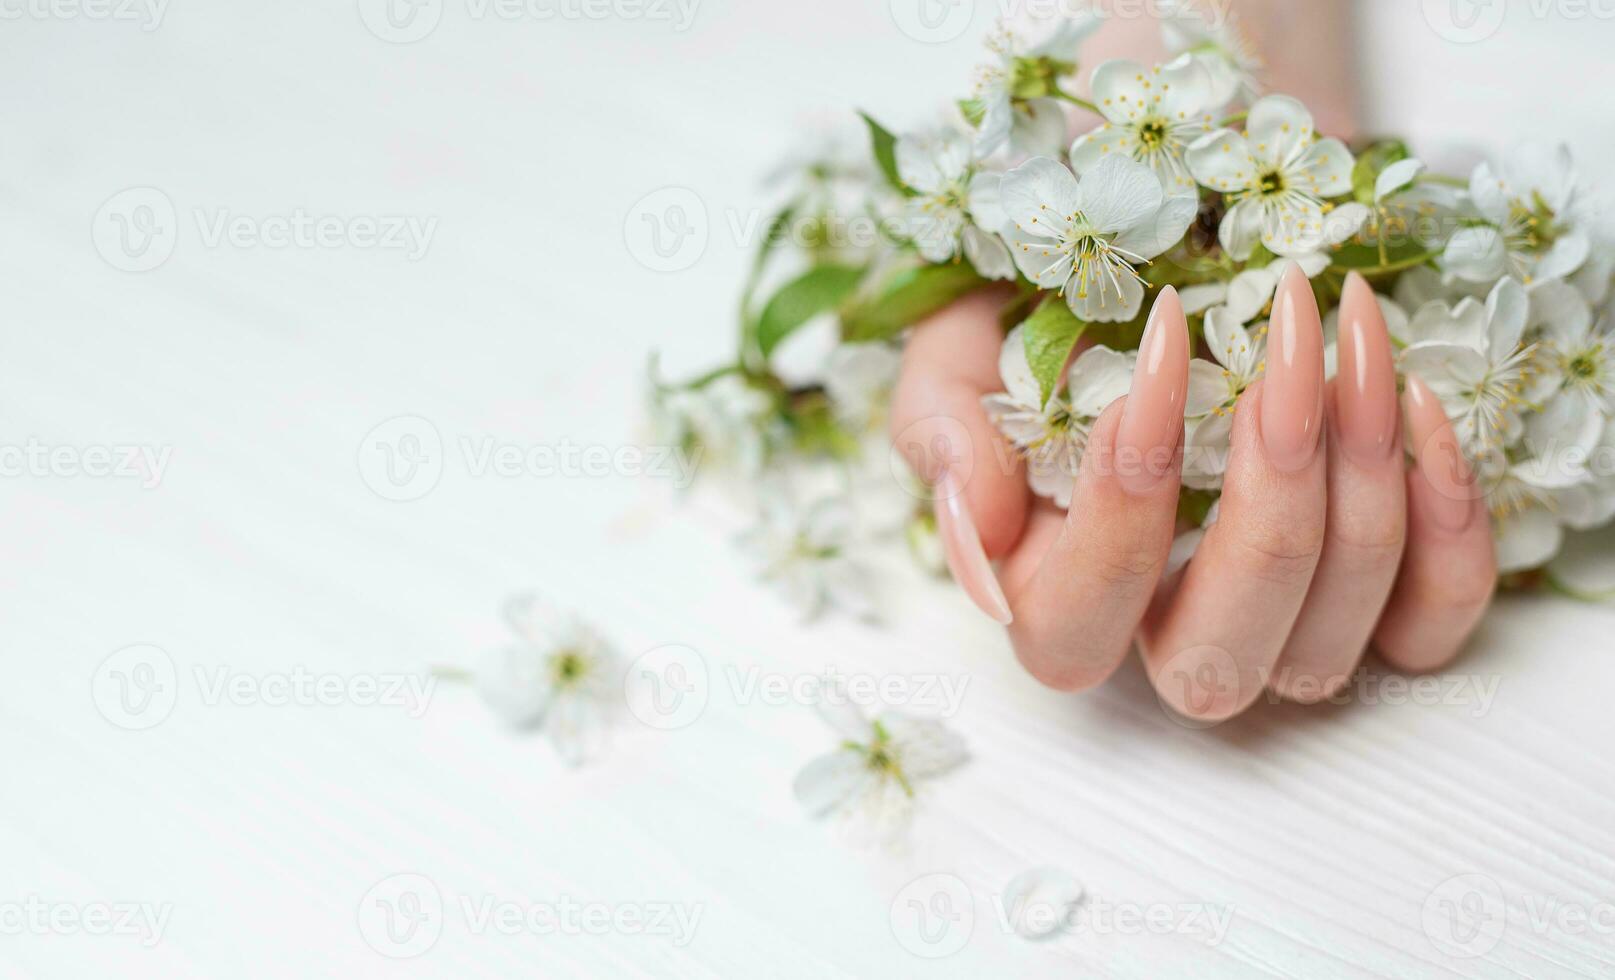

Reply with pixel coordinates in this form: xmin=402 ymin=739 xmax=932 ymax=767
xmin=1112 ymin=192 xmax=1198 ymax=260
xmin=1006 ymin=225 xmax=1075 ymax=291
xmin=1217 ymin=197 xmax=1264 ymax=261
xmin=1528 ymin=279 xmax=1593 ymax=347
xmin=1443 ymin=226 xmax=1509 ymax=284
xmin=997 ymin=323 xmax=1043 ymax=406
xmin=1504 ymin=142 xmax=1576 ymax=214
xmin=1245 ymin=94 xmax=1314 ymax=168
xmin=1486 ymin=277 xmax=1529 ymax=354
xmin=1292 ymin=138 xmax=1355 ymax=199
xmin=1493 ymin=508 xmax=1564 ymax=575
xmin=967 ymin=171 xmax=1009 ymax=232
xmin=882 ymin=713 xmax=969 ymax=778
xmin=1090 ymin=59 xmax=1152 ymax=124
xmin=963 ymin=224 xmax=1016 ymax=281
xmin=1066 ymin=345 xmax=1135 ymax=417
xmin=475 ymin=644 xmax=554 ymax=727
xmin=1186 ymin=359 xmax=1226 ymax=416
xmin=1187 ymin=128 xmax=1257 ymax=195
xmin=793 ymin=749 xmax=873 ymax=816
xmin=1001 ymin=156 xmax=1082 ymax=234
xmin=1076 ymin=153 xmax=1164 ymax=235
xmin=1375 ymin=158 xmax=1425 ymax=202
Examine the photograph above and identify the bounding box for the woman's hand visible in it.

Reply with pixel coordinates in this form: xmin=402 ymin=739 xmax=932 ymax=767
xmin=890 ymin=266 xmax=1498 ymax=722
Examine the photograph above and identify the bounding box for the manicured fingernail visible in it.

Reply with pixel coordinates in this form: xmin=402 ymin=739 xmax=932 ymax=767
xmin=1116 ymin=286 xmax=1189 ymax=496
xmin=934 ymin=467 xmax=1013 ymax=625
xmin=1403 ymin=374 xmax=1479 ymax=533
xmin=1336 ymin=272 xmax=1399 ymax=465
xmin=1261 ymin=262 xmax=1326 ymax=472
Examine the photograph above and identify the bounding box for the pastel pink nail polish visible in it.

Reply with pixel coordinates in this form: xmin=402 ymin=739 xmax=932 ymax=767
xmin=1261 ymin=263 xmax=1326 ymax=472
xmin=1404 ymin=374 xmax=1479 ymax=533
xmin=934 ymin=467 xmax=1013 ymax=625
xmin=1336 ymin=272 xmax=1399 ymax=465
xmin=1116 ymin=286 xmax=1189 ymax=496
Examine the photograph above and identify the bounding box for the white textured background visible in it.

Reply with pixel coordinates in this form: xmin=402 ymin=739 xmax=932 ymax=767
xmin=3 ymin=0 xmax=1614 ymax=976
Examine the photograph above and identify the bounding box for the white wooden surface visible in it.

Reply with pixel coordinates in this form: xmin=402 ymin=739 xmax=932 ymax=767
xmin=3 ymin=2 xmax=1615 ymax=976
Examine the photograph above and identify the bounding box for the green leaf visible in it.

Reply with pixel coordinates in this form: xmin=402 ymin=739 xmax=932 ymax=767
xmin=841 ymin=262 xmax=985 ymax=343
xmin=1020 ymin=295 xmax=1086 ymax=406
xmin=1327 ymin=241 xmax=1440 ymax=275
xmin=957 ymin=98 xmax=986 ymax=128
xmin=756 ymin=263 xmax=867 ymax=357
xmin=1351 ymin=140 xmax=1411 ymax=204
xmin=859 ymin=110 xmax=913 ymax=197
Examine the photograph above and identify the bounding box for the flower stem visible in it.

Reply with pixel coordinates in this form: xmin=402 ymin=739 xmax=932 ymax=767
xmin=430 ymin=665 xmax=474 ymax=682
xmin=1218 ymin=111 xmax=1248 ymax=127
xmin=1051 ymin=88 xmax=1101 ymax=115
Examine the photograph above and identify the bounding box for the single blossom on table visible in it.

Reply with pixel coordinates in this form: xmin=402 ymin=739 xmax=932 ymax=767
xmin=739 ymin=495 xmax=875 ymax=621
xmin=793 ymin=687 xmax=967 ymax=844
xmin=474 ymin=594 xmax=619 ymax=767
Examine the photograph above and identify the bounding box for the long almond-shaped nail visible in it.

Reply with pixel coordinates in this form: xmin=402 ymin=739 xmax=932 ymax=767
xmin=1116 ymin=286 xmax=1189 ymax=496
xmin=934 ymin=467 xmax=1013 ymax=625
xmin=1336 ymin=271 xmax=1399 ymax=465
xmin=1261 ymin=262 xmax=1326 ymax=472
xmin=1403 ymin=374 xmax=1479 ymax=533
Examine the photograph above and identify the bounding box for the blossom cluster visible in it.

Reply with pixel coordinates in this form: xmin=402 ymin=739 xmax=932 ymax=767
xmin=651 ymin=2 xmax=1615 ymax=616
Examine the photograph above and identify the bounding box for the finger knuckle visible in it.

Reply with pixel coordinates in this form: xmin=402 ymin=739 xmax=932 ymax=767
xmin=1229 ymin=517 xmax=1324 ymax=583
xmin=1327 ymin=514 xmax=1407 ymax=567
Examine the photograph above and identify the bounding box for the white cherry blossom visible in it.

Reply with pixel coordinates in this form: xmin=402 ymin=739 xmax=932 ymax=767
xmin=739 ymin=495 xmax=875 ymax=621
xmin=1186 ymin=95 xmax=1361 ymax=259
xmin=794 ymin=687 xmax=967 ymax=844
xmin=1400 ymin=277 xmax=1540 ymax=458
xmin=1443 ymin=143 xmax=1601 ymax=287
xmin=970 ymin=12 xmax=1102 ymax=160
xmin=1000 ymin=154 xmax=1197 ymax=322
xmin=894 ymin=128 xmax=1014 ymax=279
xmin=1069 ymin=55 xmax=1221 ymax=194
xmin=1160 ymin=0 xmax=1263 ymax=108
xmin=982 ymin=326 xmax=1135 ymax=507
xmin=476 ymin=595 xmax=619 ymax=767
